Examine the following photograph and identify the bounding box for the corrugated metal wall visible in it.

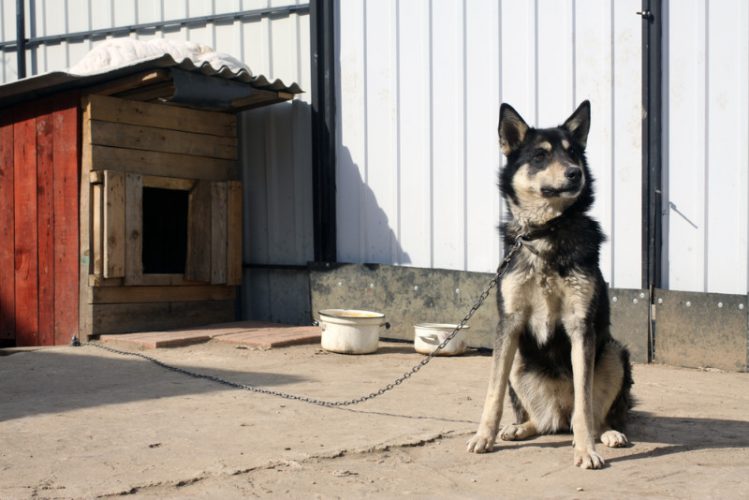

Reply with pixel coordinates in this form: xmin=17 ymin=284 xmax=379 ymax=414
xmin=3 ymin=0 xmax=748 ymax=299
xmin=335 ymin=0 xmax=644 ymax=290
xmin=664 ymin=0 xmax=749 ymax=295
xmin=0 ymin=0 xmax=314 ymax=323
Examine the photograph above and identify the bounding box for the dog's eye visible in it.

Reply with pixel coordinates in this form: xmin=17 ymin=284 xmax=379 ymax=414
xmin=532 ymin=150 xmax=547 ymax=163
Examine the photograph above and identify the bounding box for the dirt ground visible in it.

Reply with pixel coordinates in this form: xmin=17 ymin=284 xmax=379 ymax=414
xmin=1 ymin=340 xmax=748 ymax=499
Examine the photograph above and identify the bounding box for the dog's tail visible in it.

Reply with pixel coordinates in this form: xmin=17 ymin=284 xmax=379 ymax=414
xmin=605 ymin=342 xmax=635 ymax=431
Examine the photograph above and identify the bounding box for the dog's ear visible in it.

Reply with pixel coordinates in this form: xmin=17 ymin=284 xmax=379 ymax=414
xmin=498 ymin=103 xmax=529 ymax=156
xmin=562 ymin=100 xmax=591 ymax=148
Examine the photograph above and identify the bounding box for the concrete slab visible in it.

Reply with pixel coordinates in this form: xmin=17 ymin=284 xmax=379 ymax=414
xmin=98 ymin=321 xmax=319 ymax=350
xmin=0 ymin=342 xmax=747 ymax=499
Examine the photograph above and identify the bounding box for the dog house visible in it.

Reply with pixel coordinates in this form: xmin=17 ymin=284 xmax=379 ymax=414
xmin=0 ymin=53 xmax=301 ymax=346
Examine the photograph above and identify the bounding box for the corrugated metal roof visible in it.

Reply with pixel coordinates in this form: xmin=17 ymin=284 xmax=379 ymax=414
xmin=0 ymin=53 xmax=303 ymax=110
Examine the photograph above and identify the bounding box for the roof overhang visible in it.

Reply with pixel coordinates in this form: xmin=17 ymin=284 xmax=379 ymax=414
xmin=0 ymin=53 xmax=302 ymax=112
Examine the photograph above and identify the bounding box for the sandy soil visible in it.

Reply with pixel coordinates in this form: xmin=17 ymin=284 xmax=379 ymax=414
xmin=1 ymin=341 xmax=748 ymax=499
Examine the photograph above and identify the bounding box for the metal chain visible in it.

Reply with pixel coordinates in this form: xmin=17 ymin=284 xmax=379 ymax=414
xmin=80 ymin=237 xmax=524 ymax=408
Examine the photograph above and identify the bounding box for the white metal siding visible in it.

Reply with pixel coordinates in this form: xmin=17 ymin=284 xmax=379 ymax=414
xmin=336 ymin=0 xmax=643 ymax=289
xmin=5 ymin=1 xmax=748 ymax=296
xmin=664 ymin=0 xmax=749 ymax=295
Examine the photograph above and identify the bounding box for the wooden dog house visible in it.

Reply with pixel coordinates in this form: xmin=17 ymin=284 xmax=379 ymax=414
xmin=0 ymin=58 xmax=300 ymax=346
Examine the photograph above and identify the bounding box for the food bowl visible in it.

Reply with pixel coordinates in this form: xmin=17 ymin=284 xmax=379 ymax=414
xmin=318 ymin=309 xmax=389 ymax=354
xmin=413 ymin=323 xmax=469 ymax=356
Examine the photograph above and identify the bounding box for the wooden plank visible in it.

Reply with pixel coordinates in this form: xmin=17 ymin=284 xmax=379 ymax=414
xmin=226 ymin=180 xmax=243 ymax=286
xmin=80 ymin=98 xmax=94 ymax=341
xmin=90 ymin=145 xmax=235 ymax=181
xmin=0 ymin=118 xmax=15 ymax=340
xmin=114 ymin=82 xmax=176 ymax=102
xmin=91 ymin=285 xmax=236 ymax=304
xmin=104 ymin=170 xmax=125 ymax=278
xmin=100 ymin=330 xmax=213 ymax=349
xmin=92 ymin=183 xmax=103 ymax=276
xmin=84 ymin=70 xmax=171 ymax=96
xmin=89 ymin=120 xmax=237 ymax=160
xmin=36 ymin=112 xmax=55 ymax=346
xmin=140 ymin=274 xmax=206 ymax=286
xmin=230 ymin=90 xmax=293 ymax=111
xmin=211 ymin=182 xmax=228 ymax=284
xmin=124 ymin=173 xmax=143 ymax=286
xmin=100 ymin=323 xmax=318 ymax=350
xmin=215 ymin=327 xmax=320 ymax=349
xmin=91 ymin=300 xmax=235 ymax=335
xmin=90 ymin=274 xmax=208 ymax=287
xmin=185 ymin=181 xmax=212 ymax=283
xmin=87 ymin=94 xmax=236 ymax=137
xmin=89 ymin=170 xmax=103 ymax=184
xmin=13 ymin=114 xmax=39 ymax=346
xmin=53 ymin=105 xmax=80 ymax=346
xmin=143 ymin=176 xmax=195 ymax=191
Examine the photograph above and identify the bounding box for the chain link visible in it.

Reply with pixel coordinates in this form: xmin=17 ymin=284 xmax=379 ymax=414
xmin=81 ymin=238 xmax=524 ymax=408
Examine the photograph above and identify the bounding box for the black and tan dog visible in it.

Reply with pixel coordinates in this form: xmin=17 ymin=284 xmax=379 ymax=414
xmin=466 ymin=101 xmax=633 ymax=469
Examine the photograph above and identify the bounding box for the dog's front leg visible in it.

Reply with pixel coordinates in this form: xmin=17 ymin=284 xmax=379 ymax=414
xmin=568 ymin=326 xmax=605 ymax=469
xmin=466 ymin=313 xmax=523 ymax=453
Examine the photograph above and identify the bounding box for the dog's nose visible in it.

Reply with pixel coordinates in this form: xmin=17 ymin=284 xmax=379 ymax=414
xmin=565 ymin=167 xmax=582 ymax=182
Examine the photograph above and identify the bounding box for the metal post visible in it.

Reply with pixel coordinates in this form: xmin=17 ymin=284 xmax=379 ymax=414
xmin=310 ymin=0 xmax=337 ymax=263
xmin=16 ymin=0 xmax=26 ymax=79
xmin=639 ymin=0 xmax=663 ymax=362
xmin=640 ymin=0 xmax=663 ymax=291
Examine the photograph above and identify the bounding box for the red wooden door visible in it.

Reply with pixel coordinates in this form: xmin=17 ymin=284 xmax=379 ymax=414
xmin=0 ymin=96 xmax=80 ymax=346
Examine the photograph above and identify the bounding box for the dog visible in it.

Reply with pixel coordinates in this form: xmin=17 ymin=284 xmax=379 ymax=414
xmin=466 ymin=101 xmax=633 ymax=469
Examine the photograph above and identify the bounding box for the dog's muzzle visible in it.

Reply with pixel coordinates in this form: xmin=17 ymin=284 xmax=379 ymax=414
xmin=541 ymin=166 xmax=583 ymax=198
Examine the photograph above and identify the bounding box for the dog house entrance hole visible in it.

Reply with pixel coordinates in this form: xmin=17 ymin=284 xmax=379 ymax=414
xmin=142 ymin=187 xmax=189 ymax=274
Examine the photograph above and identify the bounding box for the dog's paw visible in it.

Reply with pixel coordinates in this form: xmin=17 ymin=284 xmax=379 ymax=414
xmin=499 ymin=423 xmax=534 ymax=441
xmin=574 ymin=448 xmax=606 ymax=469
xmin=600 ymin=430 xmax=628 ymax=448
xmin=466 ymin=431 xmax=496 ymax=453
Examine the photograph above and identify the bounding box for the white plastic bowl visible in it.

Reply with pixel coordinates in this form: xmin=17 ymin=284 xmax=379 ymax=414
xmin=413 ymin=323 xmax=469 ymax=356
xmin=318 ymin=309 xmax=389 ymax=354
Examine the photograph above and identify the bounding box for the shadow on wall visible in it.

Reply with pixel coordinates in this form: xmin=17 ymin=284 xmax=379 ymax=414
xmin=336 ymin=141 xmax=411 ymax=267
xmin=238 ymin=100 xmax=314 ymax=325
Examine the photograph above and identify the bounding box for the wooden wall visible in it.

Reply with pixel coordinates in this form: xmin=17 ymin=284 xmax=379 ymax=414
xmin=81 ymin=95 xmax=242 ymax=338
xmin=0 ymin=95 xmax=80 ymax=346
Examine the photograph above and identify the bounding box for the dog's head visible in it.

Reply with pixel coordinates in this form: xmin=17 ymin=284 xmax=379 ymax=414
xmin=498 ymin=101 xmax=594 ymax=227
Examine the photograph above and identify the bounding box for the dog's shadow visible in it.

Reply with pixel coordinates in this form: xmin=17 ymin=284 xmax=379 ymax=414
xmin=489 ymin=411 xmax=749 ymax=462
xmin=606 ymin=411 xmax=749 ymax=463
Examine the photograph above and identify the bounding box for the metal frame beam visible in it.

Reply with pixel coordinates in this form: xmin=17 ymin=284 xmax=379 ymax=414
xmin=639 ymin=0 xmax=664 ymax=363
xmin=2 ymin=4 xmax=309 ymax=52
xmin=309 ymin=0 xmax=337 ymax=262
xmin=15 ymin=0 xmax=26 ymax=78
xmin=640 ymin=0 xmax=663 ymax=292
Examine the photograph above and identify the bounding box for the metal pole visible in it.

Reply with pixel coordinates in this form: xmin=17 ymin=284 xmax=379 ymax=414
xmin=310 ymin=0 xmax=337 ymax=263
xmin=16 ymin=0 xmax=26 ymax=78
xmin=639 ymin=0 xmax=663 ymax=363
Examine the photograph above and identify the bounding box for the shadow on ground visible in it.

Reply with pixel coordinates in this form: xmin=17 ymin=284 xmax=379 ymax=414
xmin=607 ymin=411 xmax=749 ymax=462
xmin=480 ymin=410 xmax=749 ymax=462
xmin=0 ymin=348 xmax=306 ymax=422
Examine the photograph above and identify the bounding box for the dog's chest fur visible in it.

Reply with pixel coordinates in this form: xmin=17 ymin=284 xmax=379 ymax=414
xmin=501 ymin=242 xmax=594 ymax=346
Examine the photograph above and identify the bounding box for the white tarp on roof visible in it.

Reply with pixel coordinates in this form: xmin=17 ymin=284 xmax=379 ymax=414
xmin=0 ymin=37 xmax=301 ymax=109
xmin=69 ymin=38 xmax=251 ymax=78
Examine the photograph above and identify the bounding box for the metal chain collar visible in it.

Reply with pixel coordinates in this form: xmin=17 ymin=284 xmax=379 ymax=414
xmin=80 ymin=237 xmax=524 ymax=408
